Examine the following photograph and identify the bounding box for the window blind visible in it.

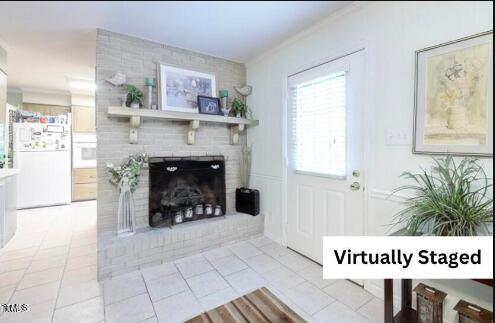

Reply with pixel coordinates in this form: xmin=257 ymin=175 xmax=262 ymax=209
xmin=288 ymin=71 xmax=347 ymax=177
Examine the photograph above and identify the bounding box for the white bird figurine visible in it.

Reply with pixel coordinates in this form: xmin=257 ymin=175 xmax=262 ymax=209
xmin=234 ymin=85 xmax=252 ymax=97
xmin=106 ymin=72 xmax=127 ymax=86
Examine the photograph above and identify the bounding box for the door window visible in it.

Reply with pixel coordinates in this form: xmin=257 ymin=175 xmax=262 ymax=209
xmin=289 ymin=71 xmax=347 ymax=177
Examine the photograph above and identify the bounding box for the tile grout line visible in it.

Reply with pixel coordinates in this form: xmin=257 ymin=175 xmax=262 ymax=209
xmin=354 ymin=293 xmax=377 ymax=311
xmin=208 ymin=244 xmax=255 ymax=295
xmin=253 ymin=239 xmax=343 ymax=319
xmin=176 ymin=249 xmax=240 ymax=309
xmin=5 ymin=219 xmax=50 ymax=304
xmin=103 ymin=289 xmax=148 ymax=307
xmin=101 ymin=275 xmax=107 ymax=323
xmin=2 ymin=211 xmax=64 ymax=320
xmin=175 ymin=258 xmax=204 ymax=312
xmin=51 ymin=209 xmax=74 ymax=323
xmin=141 ymin=270 xmax=160 ymax=322
xmin=180 ymin=249 xmax=247 ymax=316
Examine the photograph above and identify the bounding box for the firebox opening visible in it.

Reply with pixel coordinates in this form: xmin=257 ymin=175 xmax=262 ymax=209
xmin=148 ymin=156 xmax=226 ymax=228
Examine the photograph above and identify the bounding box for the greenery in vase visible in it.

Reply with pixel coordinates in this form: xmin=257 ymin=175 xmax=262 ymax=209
xmin=107 ymin=153 xmax=148 ymax=193
xmin=239 ymin=145 xmax=252 ymax=188
xmin=392 ymin=156 xmax=493 ymax=236
xmin=124 ymin=84 xmax=144 ymax=107
xmin=231 ymin=98 xmax=247 ymax=117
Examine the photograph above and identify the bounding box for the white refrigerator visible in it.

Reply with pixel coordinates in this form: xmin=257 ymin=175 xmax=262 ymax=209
xmin=13 ymin=123 xmax=71 ymax=209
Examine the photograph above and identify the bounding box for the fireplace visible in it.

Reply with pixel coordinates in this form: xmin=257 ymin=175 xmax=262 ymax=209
xmin=148 ymin=156 xmax=226 ymax=228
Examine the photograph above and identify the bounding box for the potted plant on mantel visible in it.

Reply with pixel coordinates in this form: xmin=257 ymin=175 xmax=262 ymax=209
xmin=124 ymin=84 xmax=144 ymax=109
xmin=232 ymin=97 xmax=247 ymax=118
xmin=392 ymin=156 xmax=493 ymax=236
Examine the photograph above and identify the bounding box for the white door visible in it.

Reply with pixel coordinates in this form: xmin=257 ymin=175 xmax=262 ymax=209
xmin=286 ymin=51 xmax=366 ymax=279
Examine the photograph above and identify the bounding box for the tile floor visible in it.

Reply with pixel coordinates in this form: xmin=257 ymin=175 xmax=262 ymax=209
xmin=0 ymin=202 xmax=384 ymax=323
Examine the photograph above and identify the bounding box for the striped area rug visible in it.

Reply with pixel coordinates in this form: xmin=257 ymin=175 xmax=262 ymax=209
xmin=186 ymin=287 xmax=306 ymax=323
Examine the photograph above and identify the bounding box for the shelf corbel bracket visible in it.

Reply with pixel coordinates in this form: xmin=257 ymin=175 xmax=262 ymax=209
xmin=187 ymin=120 xmax=200 ymax=145
xmin=129 ymin=116 xmax=141 ymax=144
xmin=230 ymin=123 xmax=245 ymax=145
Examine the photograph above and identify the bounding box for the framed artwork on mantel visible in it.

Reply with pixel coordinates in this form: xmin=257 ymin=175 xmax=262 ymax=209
xmin=413 ymin=30 xmax=493 ymax=157
xmin=158 ymin=64 xmax=216 ymax=113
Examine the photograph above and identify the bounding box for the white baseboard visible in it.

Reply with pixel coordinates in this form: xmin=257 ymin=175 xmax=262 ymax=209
xmin=263 ymin=227 xmax=284 ymax=245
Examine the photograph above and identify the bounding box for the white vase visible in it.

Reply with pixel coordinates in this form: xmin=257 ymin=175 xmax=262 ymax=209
xmin=221 ymin=107 xmax=231 ymax=116
xmin=121 ymin=95 xmax=127 ymax=108
xmin=447 ymin=106 xmax=466 ymax=129
xmin=117 ymin=178 xmax=135 ymax=237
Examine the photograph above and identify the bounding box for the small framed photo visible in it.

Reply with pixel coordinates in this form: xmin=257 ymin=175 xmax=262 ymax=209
xmin=197 ymin=96 xmax=222 ymax=115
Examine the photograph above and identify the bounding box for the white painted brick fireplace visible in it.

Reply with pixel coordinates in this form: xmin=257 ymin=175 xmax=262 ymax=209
xmin=96 ymin=30 xmax=263 ymax=280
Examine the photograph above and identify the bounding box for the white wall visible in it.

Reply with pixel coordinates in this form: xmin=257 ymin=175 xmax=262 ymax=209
xmin=0 ymin=44 xmax=7 ymax=74
xmin=7 ymin=89 xmax=79 ymax=109
xmin=7 ymin=90 xmax=22 ymax=108
xmin=0 ymin=45 xmax=7 ymax=159
xmin=22 ymin=89 xmax=71 ymax=106
xmin=71 ymin=93 xmax=95 ymax=107
xmin=246 ymin=2 xmax=493 ymax=321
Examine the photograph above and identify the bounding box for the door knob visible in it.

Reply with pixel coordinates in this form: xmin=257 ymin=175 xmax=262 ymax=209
xmin=352 ymin=170 xmax=360 ymax=177
xmin=350 ymin=182 xmax=361 ymax=191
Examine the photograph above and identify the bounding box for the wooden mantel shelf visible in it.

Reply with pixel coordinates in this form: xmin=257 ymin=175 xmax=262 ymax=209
xmin=107 ymin=106 xmax=259 ymax=145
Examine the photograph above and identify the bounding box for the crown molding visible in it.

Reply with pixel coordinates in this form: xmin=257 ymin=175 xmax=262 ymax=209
xmin=246 ymin=1 xmax=368 ymax=67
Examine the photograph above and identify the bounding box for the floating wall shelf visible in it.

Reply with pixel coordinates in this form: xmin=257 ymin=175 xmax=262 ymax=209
xmin=107 ymin=106 xmax=259 ymax=145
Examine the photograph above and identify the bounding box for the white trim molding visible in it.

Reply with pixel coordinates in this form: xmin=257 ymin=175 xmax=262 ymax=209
xmin=370 ymin=189 xmax=410 ymax=203
xmin=250 ymin=173 xmax=283 ymax=181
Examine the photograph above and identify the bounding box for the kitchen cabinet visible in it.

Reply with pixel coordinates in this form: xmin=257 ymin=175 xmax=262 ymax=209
xmin=23 ymin=103 xmax=70 ymax=117
xmin=73 ymin=167 xmax=96 ymax=183
xmin=0 ymin=169 xmax=18 ymax=248
xmin=72 ymin=168 xmax=96 ymax=201
xmin=72 ymin=106 xmax=95 ymax=133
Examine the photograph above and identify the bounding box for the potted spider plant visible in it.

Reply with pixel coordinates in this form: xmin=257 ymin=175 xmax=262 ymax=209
xmin=124 ymin=84 xmax=144 ymax=108
xmin=392 ymin=156 xmax=493 ymax=236
xmin=232 ymin=97 xmax=247 ymax=118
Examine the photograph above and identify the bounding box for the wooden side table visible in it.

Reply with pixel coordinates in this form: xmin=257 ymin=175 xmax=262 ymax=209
xmin=384 ymin=279 xmax=493 ymax=323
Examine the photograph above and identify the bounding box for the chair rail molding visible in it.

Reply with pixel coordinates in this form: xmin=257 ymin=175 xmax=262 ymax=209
xmin=370 ymin=189 xmax=410 ymax=203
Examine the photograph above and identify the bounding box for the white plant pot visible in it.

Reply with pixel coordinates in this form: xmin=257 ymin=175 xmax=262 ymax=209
xmin=130 ymin=102 xmax=140 ymax=109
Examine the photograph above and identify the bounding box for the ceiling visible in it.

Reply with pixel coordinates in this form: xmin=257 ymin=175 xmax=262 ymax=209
xmin=0 ymin=1 xmax=349 ymax=93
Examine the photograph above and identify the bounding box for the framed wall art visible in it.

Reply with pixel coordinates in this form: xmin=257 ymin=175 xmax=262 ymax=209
xmin=413 ymin=30 xmax=493 ymax=157
xmin=158 ymin=64 xmax=216 ymax=113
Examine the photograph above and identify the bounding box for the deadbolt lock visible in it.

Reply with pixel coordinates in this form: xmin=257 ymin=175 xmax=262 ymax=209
xmin=350 ymin=182 xmax=361 ymax=191
xmin=352 ymin=170 xmax=360 ymax=177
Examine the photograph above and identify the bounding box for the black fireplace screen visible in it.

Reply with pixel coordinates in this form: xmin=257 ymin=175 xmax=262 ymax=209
xmin=148 ymin=156 xmax=226 ymax=227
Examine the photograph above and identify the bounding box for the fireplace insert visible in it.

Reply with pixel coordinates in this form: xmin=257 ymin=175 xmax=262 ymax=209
xmin=148 ymin=156 xmax=226 ymax=227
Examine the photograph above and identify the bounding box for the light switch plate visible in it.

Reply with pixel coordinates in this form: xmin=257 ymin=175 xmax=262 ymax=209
xmin=386 ymin=128 xmax=410 ymax=145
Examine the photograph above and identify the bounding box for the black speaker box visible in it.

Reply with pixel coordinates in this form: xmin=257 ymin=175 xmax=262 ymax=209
xmin=235 ymin=188 xmax=260 ymax=216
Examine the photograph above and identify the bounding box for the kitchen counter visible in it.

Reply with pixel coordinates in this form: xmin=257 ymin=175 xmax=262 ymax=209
xmin=0 ymin=168 xmax=18 ymax=248
xmin=0 ymin=168 xmax=19 ymax=179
